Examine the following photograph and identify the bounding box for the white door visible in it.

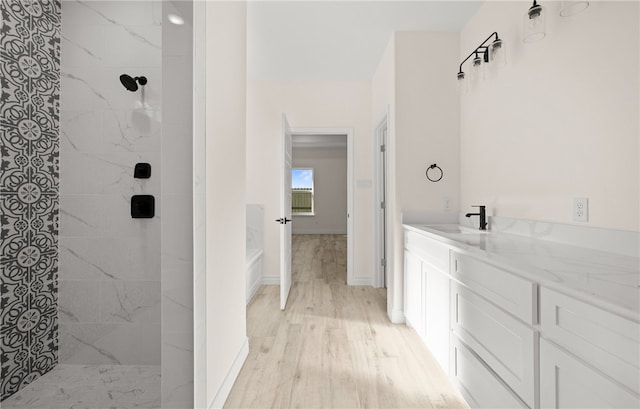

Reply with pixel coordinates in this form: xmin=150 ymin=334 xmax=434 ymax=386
xmin=279 ymin=114 xmax=293 ymax=310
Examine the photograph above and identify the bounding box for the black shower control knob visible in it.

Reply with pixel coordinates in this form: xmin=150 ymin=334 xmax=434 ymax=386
xmin=134 ymin=163 xmax=151 ymax=178
xmin=131 ymin=195 xmax=155 ymax=218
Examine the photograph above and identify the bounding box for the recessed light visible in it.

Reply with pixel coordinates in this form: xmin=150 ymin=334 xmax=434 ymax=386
xmin=167 ymin=13 xmax=184 ymax=25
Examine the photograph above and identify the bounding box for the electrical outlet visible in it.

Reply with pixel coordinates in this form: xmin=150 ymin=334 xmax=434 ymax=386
xmin=573 ymin=197 xmax=589 ymax=222
xmin=443 ymin=197 xmax=450 ymax=210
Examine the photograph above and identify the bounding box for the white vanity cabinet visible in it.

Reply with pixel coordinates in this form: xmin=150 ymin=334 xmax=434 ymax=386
xmin=403 ymin=229 xmax=451 ymax=374
xmin=539 ymin=288 xmax=640 ymax=409
xmin=402 ymin=225 xmax=639 ymax=409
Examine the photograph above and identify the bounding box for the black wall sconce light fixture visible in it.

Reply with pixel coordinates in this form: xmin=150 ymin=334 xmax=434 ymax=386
xmin=457 ymin=31 xmax=506 ymax=93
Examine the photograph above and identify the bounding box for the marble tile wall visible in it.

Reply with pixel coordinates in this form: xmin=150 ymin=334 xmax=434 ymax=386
xmin=58 ymin=1 xmax=162 ymax=366
xmin=161 ymin=2 xmax=194 ymax=407
xmin=0 ymin=0 xmax=61 ymax=400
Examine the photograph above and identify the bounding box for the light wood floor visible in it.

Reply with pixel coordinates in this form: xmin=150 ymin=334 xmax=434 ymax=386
xmin=225 ymin=234 xmax=469 ymax=409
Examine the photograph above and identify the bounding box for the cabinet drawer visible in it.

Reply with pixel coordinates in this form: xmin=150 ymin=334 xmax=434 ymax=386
xmin=450 ymin=335 xmax=528 ymax=409
xmin=540 ymin=287 xmax=640 ymax=395
xmin=451 ymin=252 xmax=537 ymax=324
xmin=451 ymin=282 xmax=538 ymax=408
xmin=540 ymin=338 xmax=639 ymax=409
xmin=404 ymin=230 xmax=449 ymax=271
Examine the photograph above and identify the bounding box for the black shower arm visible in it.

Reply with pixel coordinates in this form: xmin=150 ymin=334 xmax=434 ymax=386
xmin=458 ymin=32 xmax=500 ymax=74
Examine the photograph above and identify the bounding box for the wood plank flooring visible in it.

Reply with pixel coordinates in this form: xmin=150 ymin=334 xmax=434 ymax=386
xmin=224 ymin=234 xmax=469 ymax=409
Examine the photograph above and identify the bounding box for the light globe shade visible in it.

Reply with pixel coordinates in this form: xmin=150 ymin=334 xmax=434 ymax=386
xmin=523 ymin=3 xmax=546 ymax=43
xmin=489 ymin=39 xmax=506 ymax=67
xmin=457 ymin=72 xmax=468 ymax=95
xmin=470 ymin=54 xmax=485 ymax=85
xmin=560 ymin=0 xmax=589 ymax=16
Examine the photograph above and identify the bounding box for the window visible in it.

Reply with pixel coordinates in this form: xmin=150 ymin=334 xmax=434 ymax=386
xmin=292 ymin=168 xmax=314 ymax=215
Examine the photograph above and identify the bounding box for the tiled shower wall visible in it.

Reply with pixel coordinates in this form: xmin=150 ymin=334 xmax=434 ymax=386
xmin=161 ymin=1 xmax=194 ymax=406
xmin=0 ymin=0 xmax=61 ymax=400
xmin=58 ymin=1 xmax=162 ymax=365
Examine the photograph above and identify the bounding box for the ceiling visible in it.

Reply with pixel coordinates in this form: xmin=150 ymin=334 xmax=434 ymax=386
xmin=247 ymin=1 xmax=484 ymax=81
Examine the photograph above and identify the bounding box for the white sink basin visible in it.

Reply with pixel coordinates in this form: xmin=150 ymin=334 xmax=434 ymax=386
xmin=423 ymin=224 xmax=490 ymax=235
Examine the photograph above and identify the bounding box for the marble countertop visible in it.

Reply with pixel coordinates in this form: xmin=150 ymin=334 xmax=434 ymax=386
xmin=404 ymin=223 xmax=640 ymax=322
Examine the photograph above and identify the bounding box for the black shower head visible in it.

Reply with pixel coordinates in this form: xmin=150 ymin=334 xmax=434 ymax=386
xmin=119 ymin=74 xmax=147 ymax=92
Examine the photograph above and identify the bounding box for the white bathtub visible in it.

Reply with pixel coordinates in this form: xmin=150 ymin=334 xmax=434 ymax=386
xmin=246 ymin=248 xmax=263 ymax=303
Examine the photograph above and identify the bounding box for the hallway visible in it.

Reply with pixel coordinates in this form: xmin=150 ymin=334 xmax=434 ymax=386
xmin=225 ymin=235 xmax=468 ymax=408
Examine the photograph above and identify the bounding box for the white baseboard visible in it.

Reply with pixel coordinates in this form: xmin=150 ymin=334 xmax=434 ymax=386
xmin=387 ymin=304 xmax=406 ymax=324
xmin=208 ymin=337 xmax=249 ymax=409
xmin=292 ymin=229 xmax=347 ymax=235
xmin=262 ymin=276 xmax=279 ymax=285
xmin=347 ymin=277 xmax=373 ymax=286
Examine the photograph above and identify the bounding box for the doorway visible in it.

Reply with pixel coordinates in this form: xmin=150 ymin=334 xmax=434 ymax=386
xmin=279 ymin=125 xmax=355 ymax=309
xmin=374 ymin=114 xmax=389 ymax=288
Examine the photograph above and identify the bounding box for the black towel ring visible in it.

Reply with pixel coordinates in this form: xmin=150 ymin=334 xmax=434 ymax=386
xmin=426 ymin=164 xmax=443 ymax=182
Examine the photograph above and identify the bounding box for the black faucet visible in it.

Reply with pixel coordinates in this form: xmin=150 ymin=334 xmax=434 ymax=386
xmin=465 ymin=205 xmax=488 ymax=230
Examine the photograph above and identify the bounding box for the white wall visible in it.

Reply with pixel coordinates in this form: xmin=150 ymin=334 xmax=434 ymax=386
xmin=371 ymin=35 xmax=398 ymax=314
xmin=205 ymin=2 xmax=248 ymax=407
xmin=372 ymin=32 xmax=461 ymax=321
xmin=246 ymin=81 xmax=373 ymax=283
xmin=395 ymin=32 xmax=461 ymax=216
xmin=292 ymin=147 xmax=348 ymax=234
xmin=460 ymin=1 xmax=639 ymax=232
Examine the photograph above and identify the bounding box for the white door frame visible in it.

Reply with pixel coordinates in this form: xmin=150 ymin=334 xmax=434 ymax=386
xmin=373 ymin=114 xmax=388 ymax=289
xmin=290 ymin=127 xmax=354 ymax=285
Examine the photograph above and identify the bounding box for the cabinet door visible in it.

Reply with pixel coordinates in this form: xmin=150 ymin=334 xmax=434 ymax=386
xmin=404 ymin=250 xmax=424 ymax=336
xmin=450 ymin=335 xmax=528 ymax=409
xmin=451 ymin=282 xmax=537 ymax=408
xmin=540 ymin=338 xmax=639 ymax=409
xmin=424 ymin=262 xmax=450 ymax=374
xmin=540 ymin=287 xmax=639 ymax=395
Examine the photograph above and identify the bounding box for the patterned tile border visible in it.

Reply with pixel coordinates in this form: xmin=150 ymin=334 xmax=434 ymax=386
xmin=1 ymin=0 xmax=61 ymax=400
